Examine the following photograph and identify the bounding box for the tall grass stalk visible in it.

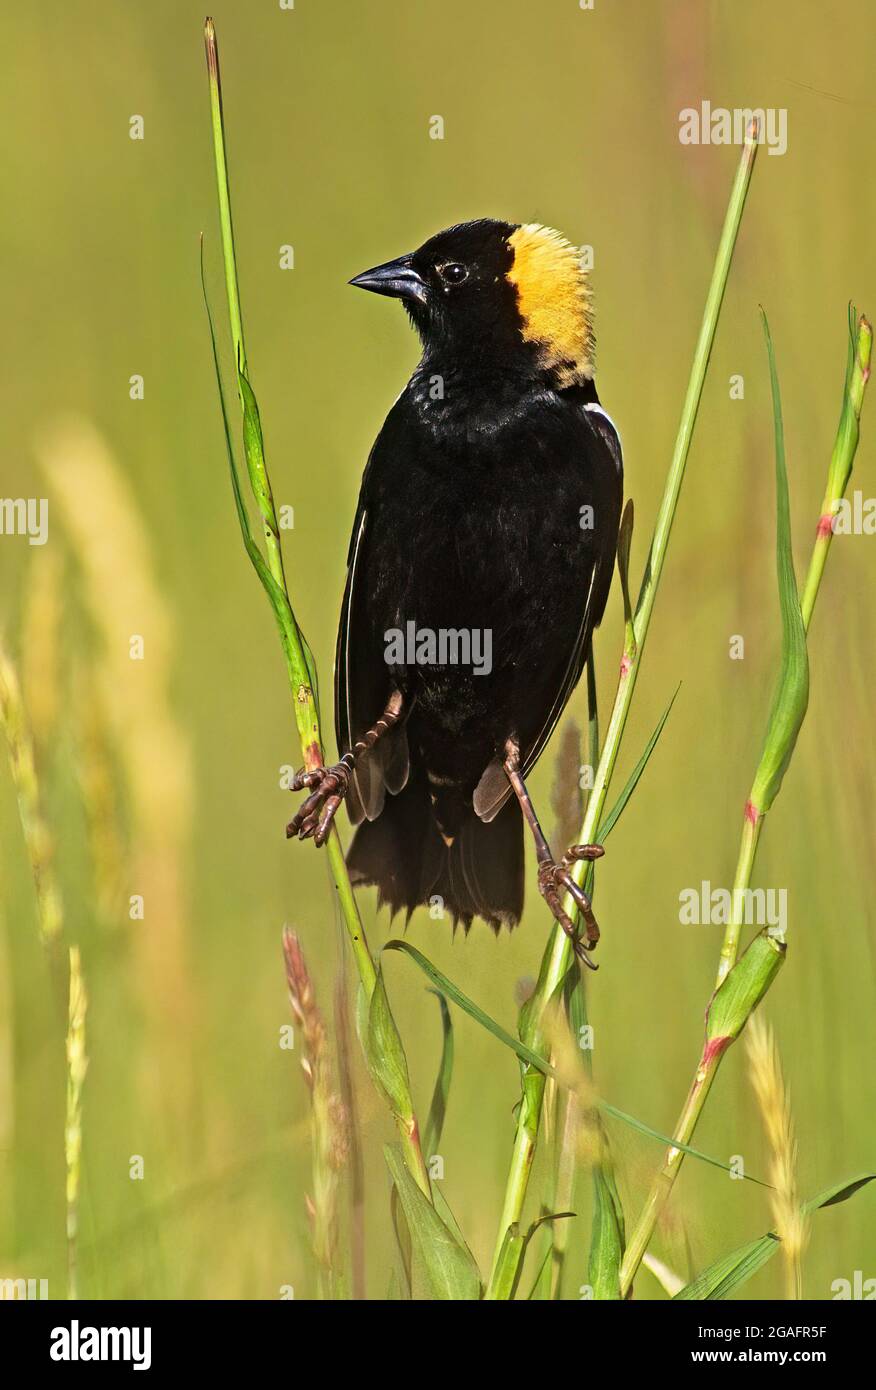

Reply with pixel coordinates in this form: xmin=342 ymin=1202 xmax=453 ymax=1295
xmin=0 ymin=637 xmax=63 ymax=949
xmin=203 ymin=18 xmax=431 ymax=1198
xmin=65 ymin=946 xmax=88 ymax=1299
xmin=283 ymin=926 xmax=349 ymax=1296
xmin=619 ymin=312 xmax=871 ymax=1295
xmin=21 ymin=548 xmax=62 ymax=755
xmin=38 ymin=417 xmax=197 ymax=1122
xmin=717 ymin=312 xmax=872 ymax=985
xmin=74 ymin=667 xmax=128 ymax=930
xmin=485 ymin=123 xmax=761 ymax=1299
xmin=746 ymin=1012 xmax=807 ymax=1300
xmin=333 ymin=966 xmax=366 ymax=1299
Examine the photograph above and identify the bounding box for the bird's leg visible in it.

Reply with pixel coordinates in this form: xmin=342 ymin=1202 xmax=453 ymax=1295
xmin=286 ymin=690 xmax=404 ymax=848
xmin=503 ymin=737 xmax=604 ymax=969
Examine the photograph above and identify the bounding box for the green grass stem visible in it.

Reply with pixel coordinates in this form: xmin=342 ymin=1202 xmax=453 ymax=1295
xmin=485 ymin=123 xmax=761 ymax=1299
xmin=203 ymin=17 xmax=430 ymax=1199
xmin=619 ymin=312 xmax=871 ymax=1296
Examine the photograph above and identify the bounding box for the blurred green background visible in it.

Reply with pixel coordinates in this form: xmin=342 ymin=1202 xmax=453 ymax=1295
xmin=1 ymin=0 xmax=874 ymax=1300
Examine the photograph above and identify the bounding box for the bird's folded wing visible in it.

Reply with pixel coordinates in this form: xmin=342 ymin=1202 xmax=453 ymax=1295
xmin=473 ymin=407 xmax=622 ymax=823
xmin=334 ymin=505 xmax=410 ymax=824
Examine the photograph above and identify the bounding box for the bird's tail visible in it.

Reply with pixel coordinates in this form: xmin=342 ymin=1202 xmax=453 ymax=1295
xmin=346 ymin=770 xmax=523 ymax=931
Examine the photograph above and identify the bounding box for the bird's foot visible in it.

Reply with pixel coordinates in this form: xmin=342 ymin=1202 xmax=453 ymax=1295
xmin=285 ymin=757 xmax=354 ymax=848
xmin=537 ymin=844 xmax=605 ymax=969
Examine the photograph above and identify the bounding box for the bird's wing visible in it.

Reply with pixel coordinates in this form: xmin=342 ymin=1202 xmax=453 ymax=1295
xmin=474 ymin=404 xmax=623 ymax=823
xmin=334 ymin=451 xmax=410 ymax=825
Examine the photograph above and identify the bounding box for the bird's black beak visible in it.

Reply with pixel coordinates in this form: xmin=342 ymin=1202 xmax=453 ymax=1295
xmin=349 ymin=255 xmax=428 ymax=306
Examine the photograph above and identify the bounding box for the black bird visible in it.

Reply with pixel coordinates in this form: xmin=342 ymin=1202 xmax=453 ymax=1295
xmin=288 ymin=219 xmax=623 ymax=963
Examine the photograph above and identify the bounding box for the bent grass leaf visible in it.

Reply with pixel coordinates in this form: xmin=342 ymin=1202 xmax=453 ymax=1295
xmin=200 ymin=242 xmax=264 ymax=576
xmin=520 ymin=1212 xmax=575 ymax=1302
xmin=674 ymin=1174 xmax=876 ymax=1300
xmin=238 ymin=368 xmax=321 ymax=714
xmin=491 ymin=1212 xmax=573 ymax=1302
xmin=598 ymin=684 xmax=680 ymax=844
xmin=383 ymin=939 xmax=549 ymax=1071
xmin=589 ymin=1156 xmax=626 ymax=1300
xmin=238 ymin=368 xmax=280 ymax=549
xmin=432 ymin=1183 xmax=469 ymax=1250
xmin=362 ymin=969 xmax=414 ymax=1126
xmin=383 ymin=1146 xmax=481 ymax=1300
xmin=383 ymin=940 xmax=768 ymax=1185
xmin=597 ymin=1101 xmax=769 ymax=1186
xmin=749 ymin=312 xmax=809 ymax=815
xmin=423 ymin=989 xmax=454 ymax=1159
xmin=202 ymin=244 xmax=321 ymax=718
xmin=389 ymin=1185 xmax=413 ymax=1302
xmin=578 ymin=683 xmax=679 ymax=899
xmin=527 ymin=1245 xmax=554 ymax=1300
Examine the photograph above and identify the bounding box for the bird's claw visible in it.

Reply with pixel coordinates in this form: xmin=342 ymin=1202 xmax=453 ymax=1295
xmin=286 ymin=760 xmax=353 ymax=848
xmin=537 ymin=843 xmax=604 ymax=969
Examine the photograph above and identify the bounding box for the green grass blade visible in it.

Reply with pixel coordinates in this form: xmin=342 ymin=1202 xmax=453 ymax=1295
xmin=749 ymin=312 xmax=810 ymax=815
xmin=526 ymin=1210 xmax=575 ymax=1240
xmin=389 ymin=1186 xmax=413 ymax=1301
xmin=673 ymin=1231 xmax=778 ymax=1301
xmin=238 ymin=368 xmax=282 ymax=562
xmin=383 ymin=1146 xmax=481 ymax=1300
xmin=383 ymin=939 xmax=551 ymax=1072
xmin=202 ymin=241 xmax=316 ymax=700
xmin=237 ymin=369 xmax=320 ymax=713
xmin=674 ymin=1173 xmax=876 ymax=1299
xmin=578 ymin=682 xmax=679 ymax=898
xmin=489 ymin=1225 xmax=525 ymax=1301
xmin=811 ymin=1174 xmax=876 ymax=1211
xmin=361 ymin=969 xmax=415 ymax=1128
xmin=492 ymin=1212 xmax=573 ymax=1301
xmin=526 ymin=1244 xmax=554 ymax=1300
xmin=423 ymin=989 xmax=454 ymax=1160
xmin=432 ymin=1184 xmax=469 ymax=1249
xmin=589 ymin=1155 xmax=626 ymax=1300
xmin=599 ymin=1100 xmax=768 ymax=1187
xmin=383 ymin=940 xmax=768 ymax=1184
xmin=598 ymin=683 xmax=681 ymax=843
xmin=200 ymin=240 xmax=262 ymax=570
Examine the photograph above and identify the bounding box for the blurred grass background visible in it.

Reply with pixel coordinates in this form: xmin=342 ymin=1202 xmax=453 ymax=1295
xmin=1 ymin=0 xmax=874 ymax=1299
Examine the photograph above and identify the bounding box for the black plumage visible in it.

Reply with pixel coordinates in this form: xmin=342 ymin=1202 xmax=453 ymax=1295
xmin=289 ymin=218 xmax=622 ymax=954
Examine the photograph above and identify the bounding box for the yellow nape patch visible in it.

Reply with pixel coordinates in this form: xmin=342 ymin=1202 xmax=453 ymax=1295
xmin=506 ymin=224 xmax=594 ymax=386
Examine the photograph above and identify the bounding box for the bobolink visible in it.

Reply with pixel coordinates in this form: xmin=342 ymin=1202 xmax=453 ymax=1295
xmin=288 ymin=219 xmax=622 ymax=962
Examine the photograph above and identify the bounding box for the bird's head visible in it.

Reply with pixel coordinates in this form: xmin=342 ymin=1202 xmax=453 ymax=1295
xmin=350 ymin=218 xmax=594 ymax=389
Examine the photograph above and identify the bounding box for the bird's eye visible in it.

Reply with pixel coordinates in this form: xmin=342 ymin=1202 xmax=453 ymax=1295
xmin=438 ymin=262 xmax=468 ymax=285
